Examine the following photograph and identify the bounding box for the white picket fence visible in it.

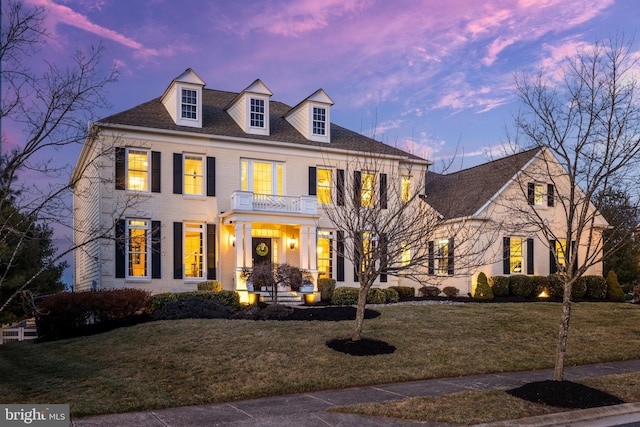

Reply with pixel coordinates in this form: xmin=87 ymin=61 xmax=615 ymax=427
xmin=0 ymin=318 xmax=37 ymax=344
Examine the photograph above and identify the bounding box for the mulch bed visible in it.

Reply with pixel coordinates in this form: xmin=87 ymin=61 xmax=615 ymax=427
xmin=507 ymin=380 xmax=624 ymax=409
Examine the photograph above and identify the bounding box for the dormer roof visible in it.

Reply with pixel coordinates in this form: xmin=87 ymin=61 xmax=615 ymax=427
xmin=160 ymin=68 xmax=205 ymax=128
xmin=285 ymin=89 xmax=334 ymax=143
xmin=225 ymin=79 xmax=273 ymax=136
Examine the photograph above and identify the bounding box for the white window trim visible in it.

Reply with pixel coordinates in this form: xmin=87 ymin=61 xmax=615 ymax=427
xmin=307 ymin=103 xmax=330 ymax=143
xmin=184 ymin=222 xmax=205 ymax=281
xmin=183 ymin=153 xmax=206 ymax=198
xmin=180 ymin=88 xmax=198 ymax=121
xmin=317 ymin=230 xmax=334 ymax=279
xmin=176 ymin=85 xmax=202 ymax=128
xmin=245 ymin=95 xmax=270 ymax=135
xmin=126 ymin=219 xmax=151 ymax=281
xmin=126 ymin=148 xmax=150 ymax=193
xmin=240 ymin=158 xmax=285 ymax=195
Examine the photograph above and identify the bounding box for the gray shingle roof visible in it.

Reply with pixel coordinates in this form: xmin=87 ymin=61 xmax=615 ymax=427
xmin=425 ymin=148 xmax=541 ymax=219
xmin=98 ymin=88 xmax=424 ymax=161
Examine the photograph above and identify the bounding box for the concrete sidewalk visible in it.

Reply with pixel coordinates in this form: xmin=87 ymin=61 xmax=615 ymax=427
xmin=72 ymin=360 xmax=640 ymax=427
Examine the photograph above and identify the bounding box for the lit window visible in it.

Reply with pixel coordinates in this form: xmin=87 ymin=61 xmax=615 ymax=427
xmin=184 ymin=223 xmax=204 ymax=279
xmin=184 ymin=155 xmax=204 ymax=196
xmin=250 ymin=98 xmax=265 ymax=128
xmin=437 ymin=239 xmax=449 ymax=275
xmin=401 ymin=242 xmax=411 ymax=266
xmin=240 ymin=159 xmax=284 ymax=195
xmin=556 ymin=239 xmax=567 ymax=271
xmin=317 ymin=168 xmax=332 ymax=205
xmin=127 ymin=219 xmax=149 ymax=279
xmin=317 ymin=231 xmax=333 ymax=279
xmin=181 ymin=89 xmax=197 ymax=120
xmin=361 ymin=232 xmax=377 ymax=272
xmin=401 ymin=176 xmax=411 ymax=202
xmin=313 ymin=107 xmax=326 ymax=135
xmin=361 ymin=172 xmax=375 ymax=207
xmin=127 ymin=149 xmax=149 ymax=191
xmin=510 ymin=238 xmax=523 ymax=273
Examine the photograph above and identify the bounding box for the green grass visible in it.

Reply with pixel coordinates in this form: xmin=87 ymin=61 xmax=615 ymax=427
xmin=0 ymin=302 xmax=638 ymax=417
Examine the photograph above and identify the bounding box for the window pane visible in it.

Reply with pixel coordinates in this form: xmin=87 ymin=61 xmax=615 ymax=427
xmin=127 ymin=219 xmax=149 ymax=278
xmin=185 ymin=224 xmax=203 ymax=279
xmin=241 ymin=160 xmax=248 ymax=191
xmin=317 ymin=233 xmax=333 ymax=279
xmin=313 ymin=107 xmax=326 ymax=135
xmin=318 ymin=168 xmax=332 ymax=205
xmin=184 ymin=155 xmax=203 ymax=195
xmin=556 ymin=239 xmax=566 ymax=270
xmin=362 ymin=173 xmax=375 ymax=207
xmin=250 ymin=98 xmax=265 ymax=128
xmin=437 ymin=239 xmax=449 ymax=275
xmin=253 ymin=162 xmax=272 ymax=195
xmin=127 ymin=150 xmax=148 ymax=191
xmin=181 ymin=89 xmax=197 ymax=119
xmin=510 ymin=238 xmax=523 ymax=273
xmin=534 ymin=184 xmax=544 ymax=205
xmin=402 ymin=242 xmax=411 ymax=266
xmin=402 ymin=177 xmax=411 ymax=202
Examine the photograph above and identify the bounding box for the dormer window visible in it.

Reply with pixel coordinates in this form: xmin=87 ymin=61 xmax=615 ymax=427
xmin=181 ymin=89 xmax=198 ymax=120
xmin=313 ymin=107 xmax=326 ymax=135
xmin=250 ymin=98 xmax=265 ymax=128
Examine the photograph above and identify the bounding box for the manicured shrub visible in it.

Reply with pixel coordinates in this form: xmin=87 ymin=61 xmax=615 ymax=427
xmin=571 ymin=276 xmax=587 ymax=299
xmin=384 ymin=288 xmax=400 ymax=304
xmin=584 ymin=275 xmax=607 ymax=300
xmin=331 ymin=287 xmax=360 ymax=305
xmin=418 ymin=286 xmax=441 ymax=297
xmin=606 ymin=270 xmax=625 ymax=302
xmin=442 ymin=286 xmax=459 ymax=298
xmin=389 ymin=286 xmax=415 ymax=299
xmin=36 ymin=289 xmax=152 ymax=340
xmin=317 ymin=278 xmax=336 ymax=301
xmin=509 ymin=275 xmax=533 ymax=298
xmin=474 ymin=272 xmax=494 ymax=300
xmin=529 ymin=276 xmax=550 ymax=298
xmin=547 ymin=274 xmax=565 ymax=299
xmin=197 ymin=280 xmax=222 ymax=292
xmin=367 ymin=288 xmax=387 ymax=304
xmin=151 ymin=290 xmax=239 ymax=312
xmin=490 ymin=276 xmax=510 ymax=297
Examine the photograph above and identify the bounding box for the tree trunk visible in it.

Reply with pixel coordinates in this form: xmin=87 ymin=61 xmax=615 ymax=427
xmin=351 ymin=286 xmax=369 ymax=341
xmin=553 ymin=279 xmax=573 ymax=381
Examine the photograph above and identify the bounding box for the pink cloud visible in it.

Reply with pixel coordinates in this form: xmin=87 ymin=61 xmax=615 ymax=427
xmin=24 ymin=0 xmax=159 ymax=57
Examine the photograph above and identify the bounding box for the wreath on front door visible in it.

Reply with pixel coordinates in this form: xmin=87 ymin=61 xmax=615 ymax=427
xmin=255 ymin=242 xmax=269 ymax=257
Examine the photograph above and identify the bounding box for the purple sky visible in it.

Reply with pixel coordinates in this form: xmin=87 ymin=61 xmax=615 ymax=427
xmin=5 ymin=0 xmax=640 ymax=284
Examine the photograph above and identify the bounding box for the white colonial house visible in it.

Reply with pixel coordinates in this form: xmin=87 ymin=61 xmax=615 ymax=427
xmin=71 ymin=68 xmax=607 ymax=301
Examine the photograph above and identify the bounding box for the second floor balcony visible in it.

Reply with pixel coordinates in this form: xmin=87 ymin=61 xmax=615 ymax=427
xmin=231 ymin=191 xmax=317 ymax=215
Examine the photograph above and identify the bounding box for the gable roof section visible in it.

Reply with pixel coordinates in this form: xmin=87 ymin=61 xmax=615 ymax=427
xmin=98 ymin=88 xmax=423 ymax=161
xmin=425 ymin=148 xmax=541 ymax=219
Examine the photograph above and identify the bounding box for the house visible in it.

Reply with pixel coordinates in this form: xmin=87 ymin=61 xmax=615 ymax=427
xmin=71 ymin=68 xmax=430 ymax=302
xmin=424 ymin=147 xmax=609 ymax=295
xmin=71 ymin=68 xmax=608 ymax=301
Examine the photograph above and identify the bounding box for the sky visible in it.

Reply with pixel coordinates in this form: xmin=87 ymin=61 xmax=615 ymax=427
xmin=4 ymin=0 xmax=640 ymax=284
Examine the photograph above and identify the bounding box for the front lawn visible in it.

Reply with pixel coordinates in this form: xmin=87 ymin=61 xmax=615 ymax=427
xmin=0 ymin=302 xmax=638 ymax=417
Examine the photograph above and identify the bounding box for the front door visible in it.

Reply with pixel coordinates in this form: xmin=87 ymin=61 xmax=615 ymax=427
xmin=252 ymin=237 xmax=272 ymax=266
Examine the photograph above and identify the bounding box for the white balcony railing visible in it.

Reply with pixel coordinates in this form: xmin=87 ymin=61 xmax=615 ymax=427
xmin=231 ymin=191 xmax=317 ymax=215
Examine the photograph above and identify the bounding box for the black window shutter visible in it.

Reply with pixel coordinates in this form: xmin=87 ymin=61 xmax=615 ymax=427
xmin=336 ymin=169 xmax=345 ymax=206
xmin=207 ymin=224 xmax=216 ymax=279
xmin=174 ymin=222 xmax=183 ymax=279
xmin=151 ymin=221 xmax=161 ymax=278
xmin=380 ymin=173 xmax=387 ymax=209
xmin=151 ymin=151 xmax=161 ymax=193
xmin=115 ymin=219 xmax=126 ymax=278
xmin=308 ymin=167 xmax=317 ymax=196
xmin=428 ymin=241 xmax=434 ymax=275
xmin=354 ymin=171 xmax=362 ymax=206
xmin=207 ymin=156 xmax=216 ymax=197
xmin=380 ymin=233 xmax=388 ymax=282
xmin=173 ymin=153 xmax=183 ymax=194
xmin=503 ymin=237 xmax=511 ymax=275
xmin=115 ymin=147 xmax=125 ymax=190
xmin=336 ymin=230 xmax=345 ymax=281
xmin=547 ymin=184 xmax=555 ymax=207
xmin=549 ymin=239 xmax=557 ymax=274
xmin=527 ymin=238 xmax=534 ymax=275
xmin=527 ymin=182 xmax=535 ymax=205
xmin=447 ymin=238 xmax=455 ymax=276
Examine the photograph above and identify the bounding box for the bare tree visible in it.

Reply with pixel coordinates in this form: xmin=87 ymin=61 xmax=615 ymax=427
xmin=509 ymin=35 xmax=640 ymax=380
xmin=321 ymin=147 xmax=494 ymax=341
xmin=0 ymin=1 xmax=118 ymax=312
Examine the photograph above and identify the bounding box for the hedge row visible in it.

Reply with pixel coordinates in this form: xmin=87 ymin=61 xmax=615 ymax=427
xmin=331 ymin=286 xmax=399 ymax=305
xmin=485 ymin=274 xmax=610 ymax=300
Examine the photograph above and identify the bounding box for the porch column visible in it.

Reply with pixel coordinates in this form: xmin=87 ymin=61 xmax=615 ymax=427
xmin=300 ymin=226 xmax=309 ymax=270
xmin=234 ymin=222 xmax=244 ymax=268
xmin=308 ymin=226 xmax=317 ymax=271
xmin=243 ymin=222 xmax=252 ymax=267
